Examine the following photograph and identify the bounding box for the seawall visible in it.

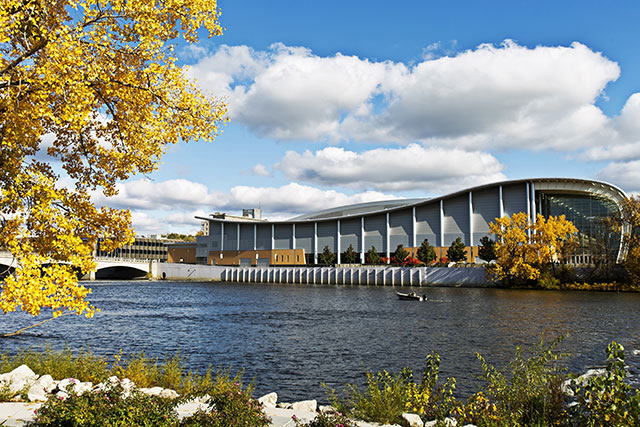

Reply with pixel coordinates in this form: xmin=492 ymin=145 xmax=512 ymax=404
xmin=151 ymin=263 xmax=489 ymax=287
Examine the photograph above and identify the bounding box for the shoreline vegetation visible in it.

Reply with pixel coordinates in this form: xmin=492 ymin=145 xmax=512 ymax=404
xmin=1 ymin=338 xmax=639 ymax=426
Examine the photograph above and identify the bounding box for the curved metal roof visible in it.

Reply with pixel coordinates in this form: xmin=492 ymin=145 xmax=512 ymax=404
xmin=197 ymin=178 xmax=627 ymax=224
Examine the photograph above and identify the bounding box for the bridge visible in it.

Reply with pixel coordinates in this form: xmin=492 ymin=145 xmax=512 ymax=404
xmin=0 ymin=252 xmax=151 ymax=280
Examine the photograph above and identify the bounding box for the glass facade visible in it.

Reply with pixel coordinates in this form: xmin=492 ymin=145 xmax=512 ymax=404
xmin=538 ymin=193 xmax=620 ymax=260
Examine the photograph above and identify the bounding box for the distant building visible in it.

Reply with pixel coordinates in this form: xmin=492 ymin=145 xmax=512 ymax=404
xmin=190 ymin=178 xmax=626 ymax=266
xmin=97 ymin=236 xmax=180 ymax=262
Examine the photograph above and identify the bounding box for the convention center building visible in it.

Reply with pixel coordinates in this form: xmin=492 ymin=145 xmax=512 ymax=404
xmin=179 ymin=178 xmax=626 ymax=266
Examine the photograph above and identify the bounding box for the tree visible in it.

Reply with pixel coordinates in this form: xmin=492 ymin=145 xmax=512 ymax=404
xmin=319 ymin=246 xmax=336 ymax=266
xmin=341 ymin=244 xmax=359 ymax=264
xmin=365 ymin=246 xmax=381 ymax=264
xmin=393 ymin=244 xmax=409 ymax=264
xmin=416 ymin=238 xmax=437 ymax=265
xmin=0 ymin=1 xmax=226 ymax=318
xmin=447 ymin=237 xmax=467 ymax=263
xmin=478 ymin=236 xmax=497 ymax=262
xmin=614 ymin=196 xmax=640 ymax=283
xmin=488 ymin=212 xmax=577 ymax=285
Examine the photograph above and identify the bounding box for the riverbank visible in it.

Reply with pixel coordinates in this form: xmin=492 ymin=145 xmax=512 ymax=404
xmin=1 ymin=339 xmax=637 ymax=427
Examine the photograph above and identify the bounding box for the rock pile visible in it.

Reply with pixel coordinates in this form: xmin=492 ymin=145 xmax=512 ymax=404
xmin=0 ymin=365 xmax=179 ymax=403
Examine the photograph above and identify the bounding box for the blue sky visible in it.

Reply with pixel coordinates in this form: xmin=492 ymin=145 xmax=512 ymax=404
xmin=96 ymin=1 xmax=640 ymax=235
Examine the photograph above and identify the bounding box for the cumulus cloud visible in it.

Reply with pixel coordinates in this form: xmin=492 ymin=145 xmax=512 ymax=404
xmin=276 ymin=144 xmax=506 ymax=192
xmin=187 ymin=40 xmax=640 ymax=153
xmin=251 ymin=164 xmax=270 ymax=177
xmin=92 ymin=179 xmax=401 ymax=233
xmin=597 ymin=160 xmax=640 ymax=193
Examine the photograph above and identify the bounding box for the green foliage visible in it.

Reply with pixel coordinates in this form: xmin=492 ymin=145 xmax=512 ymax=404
xmin=447 ymin=237 xmax=467 ymax=263
xmin=327 ymin=355 xmax=456 ymax=425
xmin=33 ymin=369 xmax=269 ymax=427
xmin=569 ymin=341 xmax=640 ymax=427
xmin=342 ymin=244 xmax=360 ymax=264
xmin=292 ymin=410 xmax=357 ymax=427
xmin=0 ymin=347 xmax=217 ymax=396
xmin=319 ymin=246 xmax=336 ymax=266
xmin=416 ymin=239 xmax=437 ymax=265
xmin=393 ymin=245 xmax=409 ymax=264
xmin=478 ymin=236 xmax=497 ymax=262
xmin=465 ymin=336 xmax=568 ymax=426
xmin=365 ymin=246 xmax=381 ymax=264
xmin=33 ymin=381 xmax=178 ymax=427
xmin=179 ymin=370 xmax=270 ymax=427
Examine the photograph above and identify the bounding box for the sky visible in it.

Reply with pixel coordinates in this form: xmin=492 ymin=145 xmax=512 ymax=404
xmin=95 ymin=0 xmax=640 ymax=236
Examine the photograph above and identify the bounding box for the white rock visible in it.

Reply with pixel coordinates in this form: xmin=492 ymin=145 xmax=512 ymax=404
xmin=291 ymin=399 xmax=317 ymax=412
xmin=276 ymin=402 xmax=293 ymax=409
xmin=425 ymin=417 xmax=457 ymax=427
xmin=57 ymin=378 xmax=77 ymax=392
xmin=7 ymin=365 xmax=37 ymax=383
xmin=159 ymin=389 xmax=179 ymax=399
xmin=174 ymin=396 xmax=212 ymax=420
xmin=139 ymin=386 xmax=164 ymax=396
xmin=27 ymin=375 xmax=56 ymax=402
xmin=258 ymin=392 xmax=278 ymax=408
xmin=74 ymin=381 xmax=93 ymax=395
xmin=318 ymin=404 xmax=337 ymax=413
xmin=402 ymin=413 xmax=424 ymax=427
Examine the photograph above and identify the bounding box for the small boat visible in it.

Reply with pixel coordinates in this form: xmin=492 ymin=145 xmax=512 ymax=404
xmin=396 ymin=292 xmax=426 ymax=301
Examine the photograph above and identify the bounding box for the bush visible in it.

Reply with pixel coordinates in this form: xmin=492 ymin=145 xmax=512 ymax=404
xmin=417 ymin=239 xmax=437 ymax=265
xmin=341 ymin=244 xmax=360 ymax=264
xmin=326 ymin=354 xmax=456 ymax=425
xmin=447 ymin=238 xmax=467 ymax=263
xmin=393 ymin=245 xmax=409 ymax=264
xmin=33 ymin=381 xmax=178 ymax=427
xmin=569 ymin=341 xmax=640 ymax=426
xmin=292 ymin=410 xmax=357 ymax=427
xmin=458 ymin=336 xmax=568 ymax=426
xmin=365 ymin=246 xmax=381 ymax=264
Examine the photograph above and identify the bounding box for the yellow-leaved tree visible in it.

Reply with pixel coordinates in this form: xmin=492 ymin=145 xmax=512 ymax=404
xmin=487 ymin=212 xmax=577 ymax=286
xmin=0 ymin=0 xmax=226 ymax=319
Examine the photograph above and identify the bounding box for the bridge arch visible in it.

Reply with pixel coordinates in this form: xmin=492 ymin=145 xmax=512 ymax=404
xmin=95 ymin=266 xmax=148 ymax=280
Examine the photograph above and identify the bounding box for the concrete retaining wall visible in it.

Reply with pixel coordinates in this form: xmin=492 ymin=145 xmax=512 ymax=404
xmin=152 ymin=263 xmax=488 ymax=286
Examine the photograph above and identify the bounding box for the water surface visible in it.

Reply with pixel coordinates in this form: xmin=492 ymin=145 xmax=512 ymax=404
xmin=1 ymin=281 xmax=639 ymax=401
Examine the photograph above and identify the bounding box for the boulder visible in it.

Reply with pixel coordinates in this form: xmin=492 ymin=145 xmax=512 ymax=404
xmin=402 ymin=413 xmax=424 ymax=427
xmin=276 ymin=402 xmax=293 ymax=409
xmin=318 ymin=404 xmax=338 ymax=413
xmin=139 ymin=386 xmax=164 ymax=397
xmin=6 ymin=365 xmax=38 ymax=395
xmin=258 ymin=392 xmax=278 ymax=408
xmin=425 ymin=417 xmax=457 ymax=427
xmin=27 ymin=375 xmax=56 ymax=402
xmin=291 ymin=399 xmax=317 ymax=412
xmin=159 ymin=388 xmax=179 ymax=399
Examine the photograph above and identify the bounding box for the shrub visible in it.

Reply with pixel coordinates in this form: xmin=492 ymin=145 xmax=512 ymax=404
xmin=569 ymin=341 xmax=640 ymax=426
xmin=179 ymin=369 xmax=270 ymax=427
xmin=292 ymin=410 xmax=357 ymax=427
xmin=461 ymin=336 xmax=568 ymax=426
xmin=33 ymin=381 xmax=178 ymax=427
xmin=478 ymin=236 xmax=496 ymax=262
xmin=319 ymin=246 xmax=336 ymax=266
xmin=326 ymin=354 xmax=456 ymax=425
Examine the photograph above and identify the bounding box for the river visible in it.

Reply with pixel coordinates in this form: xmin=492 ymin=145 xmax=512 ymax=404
xmin=1 ymin=281 xmax=639 ymax=402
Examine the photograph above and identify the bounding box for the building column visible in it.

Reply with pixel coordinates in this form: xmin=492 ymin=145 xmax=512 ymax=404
xmin=439 ymin=200 xmax=444 ymax=248
xmin=220 ymin=222 xmax=224 ymax=252
xmin=313 ymin=222 xmax=318 ymax=265
xmin=531 ymin=182 xmax=537 ymax=223
xmin=412 ymin=207 xmax=417 ymax=249
xmin=271 ymin=224 xmax=275 ymax=250
xmin=253 ymin=224 xmax=257 ymax=251
xmin=386 ymin=212 xmax=390 ymax=263
xmin=236 ymin=223 xmax=240 ymax=251
xmin=499 ymin=185 xmax=504 ymax=218
xmin=337 ymin=220 xmax=341 ymax=264
xmin=292 ymin=224 xmax=296 ymax=250
xmin=469 ymin=191 xmax=473 ymax=260
xmin=361 ymin=216 xmax=365 ymax=264
xmin=526 ymin=183 xmax=531 ymax=239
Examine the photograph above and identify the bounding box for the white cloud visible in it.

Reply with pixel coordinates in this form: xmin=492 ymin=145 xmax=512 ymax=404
xmin=276 ymin=144 xmax=506 ymax=192
xmin=187 ymin=40 xmax=640 ymax=154
xmin=92 ymin=179 xmax=401 ymax=233
xmin=252 ymin=164 xmax=270 ymax=177
xmin=597 ymin=160 xmax=640 ymax=193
